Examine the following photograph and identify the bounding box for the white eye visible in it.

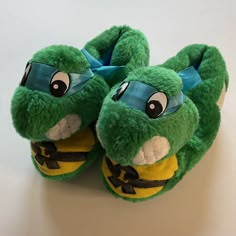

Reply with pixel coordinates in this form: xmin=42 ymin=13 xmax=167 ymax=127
xmin=145 ymin=92 xmax=168 ymax=118
xmin=20 ymin=63 xmax=31 ymax=86
xmin=112 ymin=82 xmax=129 ymax=101
xmin=50 ymin=72 xmax=70 ymax=97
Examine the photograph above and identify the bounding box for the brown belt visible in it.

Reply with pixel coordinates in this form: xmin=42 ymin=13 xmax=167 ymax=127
xmin=105 ymin=157 xmax=168 ymax=194
xmin=31 ymin=142 xmax=87 ymax=169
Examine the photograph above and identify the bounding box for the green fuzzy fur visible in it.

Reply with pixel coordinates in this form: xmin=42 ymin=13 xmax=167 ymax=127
xmin=11 ymin=75 xmax=109 ymax=141
xmin=85 ymin=25 xmax=150 ymax=86
xmin=11 ymin=25 xmax=149 ymax=142
xmin=98 ymin=44 xmax=228 ymax=201
xmin=160 ymin=44 xmax=228 ymax=195
xmin=32 ymin=45 xmax=90 ymax=73
xmin=97 ymin=67 xmax=199 ymax=166
xmin=11 ymin=25 xmax=149 ymax=181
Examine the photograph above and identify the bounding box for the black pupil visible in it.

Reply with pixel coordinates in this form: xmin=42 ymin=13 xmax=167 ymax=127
xmin=112 ymin=85 xmax=125 ymax=101
xmin=20 ymin=71 xmax=28 ymax=86
xmin=50 ymin=80 xmax=67 ymax=97
xmin=20 ymin=64 xmax=30 ymax=86
xmin=146 ymin=100 xmax=163 ymax=118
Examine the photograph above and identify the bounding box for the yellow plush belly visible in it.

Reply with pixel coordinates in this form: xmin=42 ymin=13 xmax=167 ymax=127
xmin=102 ymin=155 xmax=178 ymax=199
xmin=31 ymin=127 xmax=95 ymax=176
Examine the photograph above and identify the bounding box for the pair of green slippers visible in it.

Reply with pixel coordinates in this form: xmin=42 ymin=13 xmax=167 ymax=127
xmin=11 ymin=25 xmax=228 ymax=202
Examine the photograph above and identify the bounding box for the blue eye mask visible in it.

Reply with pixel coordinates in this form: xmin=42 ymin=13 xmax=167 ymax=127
xmin=20 ymin=62 xmax=94 ymax=97
xmin=112 ymin=66 xmax=202 ymax=118
xmin=112 ymin=81 xmax=184 ymax=118
xmin=81 ymin=48 xmax=123 ymax=77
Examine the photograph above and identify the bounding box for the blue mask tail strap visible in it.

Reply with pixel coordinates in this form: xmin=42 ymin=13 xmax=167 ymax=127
xmin=178 ymin=66 xmax=202 ymax=93
xmin=81 ymin=48 xmax=124 ymax=78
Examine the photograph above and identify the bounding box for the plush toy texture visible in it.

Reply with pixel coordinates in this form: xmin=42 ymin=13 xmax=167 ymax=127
xmin=84 ymin=25 xmax=149 ymax=86
xmin=97 ymin=44 xmax=228 ymax=201
xmin=31 ymin=127 xmax=104 ymax=180
xmin=11 ymin=25 xmax=149 ymax=180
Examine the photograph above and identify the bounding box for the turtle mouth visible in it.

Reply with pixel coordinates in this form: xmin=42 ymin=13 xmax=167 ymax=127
xmin=45 ymin=114 xmax=82 ymax=141
xmin=105 ymin=135 xmax=171 ymax=166
xmin=132 ymin=136 xmax=170 ymax=165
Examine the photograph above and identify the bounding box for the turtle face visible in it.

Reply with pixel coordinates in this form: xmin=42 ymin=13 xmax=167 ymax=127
xmin=11 ymin=45 xmax=109 ymax=141
xmin=96 ymin=66 xmax=199 ymax=166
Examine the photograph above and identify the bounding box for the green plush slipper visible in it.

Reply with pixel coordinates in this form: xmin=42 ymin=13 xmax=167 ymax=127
xmin=11 ymin=25 xmax=149 ymax=180
xmin=97 ymin=44 xmax=228 ymax=201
